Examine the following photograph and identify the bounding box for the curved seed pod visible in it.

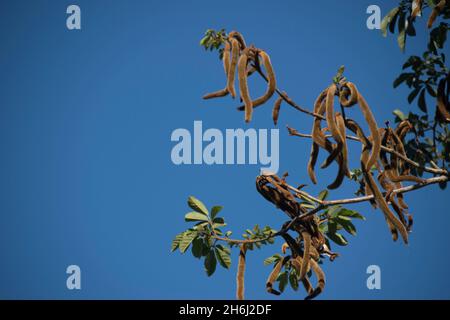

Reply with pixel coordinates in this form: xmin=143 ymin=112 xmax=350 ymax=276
xmin=226 ymin=38 xmax=240 ymax=99
xmin=437 ymin=77 xmax=450 ymax=122
xmin=325 ymin=84 xmax=343 ymax=151
xmin=238 ymin=48 xmax=252 ymax=122
xmin=250 ymin=50 xmax=276 ymax=109
xmin=348 ymin=119 xmax=408 ymax=244
xmin=312 ymin=89 xmax=333 ymax=149
xmin=339 ymin=82 xmax=359 ymax=107
xmin=330 ymin=112 xmax=350 ymax=177
xmin=327 ymin=154 xmax=346 ymax=190
xmin=222 ymin=40 xmax=231 ymax=76
xmin=281 ymin=242 xmax=289 ymax=254
xmin=304 ymin=259 xmax=325 ymax=300
xmin=291 ymin=257 xmax=313 ymax=295
xmin=309 ymin=244 xmax=320 ymax=261
xmin=236 ymin=244 xmax=247 ymax=300
xmin=301 ymin=277 xmax=314 ymax=296
xmin=411 ymin=0 xmax=423 ymax=18
xmin=356 ymin=87 xmax=381 ymax=170
xmin=272 ymin=96 xmax=283 ymax=125
xmin=364 ymin=148 xmax=409 ymax=244
xmin=307 ymin=142 xmax=320 ymax=184
xmin=299 ymin=231 xmax=311 ymax=280
xmin=228 ymin=31 xmax=247 ymax=49
xmin=203 ymin=88 xmax=229 ymax=100
xmin=309 ymin=89 xmax=336 ymax=184
xmin=266 ymin=256 xmax=289 ymax=295
xmin=395 ymin=120 xmax=413 ymax=140
xmin=378 ymin=171 xmax=408 ymax=229
xmin=427 ymin=0 xmax=446 ymax=29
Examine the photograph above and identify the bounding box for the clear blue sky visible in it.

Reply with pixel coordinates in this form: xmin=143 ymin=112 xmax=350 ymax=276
xmin=0 ymin=0 xmax=449 ymax=299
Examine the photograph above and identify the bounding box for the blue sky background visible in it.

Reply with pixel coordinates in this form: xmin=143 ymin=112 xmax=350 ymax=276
xmin=0 ymin=0 xmax=449 ymax=299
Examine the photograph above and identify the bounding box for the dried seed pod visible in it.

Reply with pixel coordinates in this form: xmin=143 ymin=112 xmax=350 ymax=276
xmin=411 ymin=0 xmax=423 ymax=18
xmin=307 ymin=142 xmax=320 ymax=184
xmin=304 ymin=259 xmax=325 ymax=300
xmin=325 ymin=84 xmax=343 ymax=152
xmin=299 ymin=231 xmax=311 ymax=280
xmin=281 ymin=242 xmax=289 ymax=254
xmin=336 ymin=112 xmax=351 ymax=177
xmin=347 ymin=119 xmax=409 ymax=244
xmin=251 ymin=51 xmax=277 ymax=108
xmin=427 ymin=0 xmax=446 ymax=29
xmin=356 ymin=88 xmax=382 ymax=170
xmin=272 ymin=96 xmax=283 ymax=125
xmin=236 ymin=244 xmax=247 ymax=300
xmin=228 ymin=31 xmax=247 ymax=49
xmin=203 ymin=88 xmax=229 ymax=100
xmin=222 ymin=40 xmax=231 ymax=76
xmin=339 ymin=82 xmax=358 ymax=107
xmin=227 ymin=38 xmax=240 ymax=99
xmin=266 ymin=256 xmax=289 ymax=295
xmin=238 ymin=48 xmax=253 ymax=122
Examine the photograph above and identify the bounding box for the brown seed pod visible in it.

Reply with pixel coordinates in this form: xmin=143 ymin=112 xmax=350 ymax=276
xmin=304 ymin=259 xmax=325 ymax=300
xmin=325 ymin=84 xmax=343 ymax=153
xmin=411 ymin=0 xmax=423 ymax=18
xmin=327 ymin=154 xmax=346 ymax=190
xmin=266 ymin=256 xmax=289 ymax=295
xmin=203 ymin=88 xmax=229 ymax=100
xmin=427 ymin=0 xmax=446 ymax=29
xmin=251 ymin=51 xmax=277 ymax=108
xmin=299 ymin=231 xmax=311 ymax=280
xmin=236 ymin=244 xmax=247 ymax=300
xmin=226 ymin=38 xmax=240 ymax=99
xmin=281 ymin=242 xmax=289 ymax=254
xmin=272 ymin=96 xmax=283 ymax=125
xmin=222 ymin=40 xmax=231 ymax=76
xmin=339 ymin=82 xmax=359 ymax=107
xmin=347 ymin=119 xmax=409 ymax=244
xmin=238 ymin=48 xmax=253 ymax=122
xmin=228 ymin=31 xmax=247 ymax=50
xmin=356 ymin=87 xmax=382 ymax=170
xmin=307 ymin=142 xmax=320 ymax=185
xmin=336 ymin=112 xmax=351 ymax=177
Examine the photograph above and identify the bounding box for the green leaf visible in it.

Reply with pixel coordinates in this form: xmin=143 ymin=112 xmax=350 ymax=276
xmin=393 ymin=109 xmax=406 ymax=121
xmin=192 ymin=237 xmax=204 ymax=259
xmin=289 ymin=270 xmax=299 ymax=291
xmin=408 ymin=87 xmax=421 ymax=104
xmin=418 ymin=89 xmax=427 ymax=113
xmin=339 ymin=209 xmax=365 ymax=220
xmin=171 ymin=232 xmax=185 ymax=252
xmin=213 ymin=217 xmax=225 ymax=224
xmin=336 ymin=217 xmax=357 ymax=236
xmin=397 ymin=13 xmax=406 ymax=52
xmin=326 ymin=232 xmax=348 ymax=246
xmin=277 ymin=271 xmax=288 ymax=293
xmin=381 ymin=7 xmax=400 ymax=37
xmin=264 ymin=254 xmax=282 ymax=266
xmin=215 ymin=245 xmax=231 ymax=269
xmin=185 ymin=212 xmax=209 ymax=222
xmin=187 ymin=196 xmax=209 ymax=215
xmin=211 ymin=206 xmax=223 ymax=219
xmin=327 ymin=205 xmax=341 ymax=218
xmin=318 ymin=190 xmax=329 ymax=201
xmin=204 ymin=250 xmax=217 ymax=277
xmin=179 ymin=231 xmax=198 ymax=253
xmin=393 ymin=73 xmax=412 ymax=88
